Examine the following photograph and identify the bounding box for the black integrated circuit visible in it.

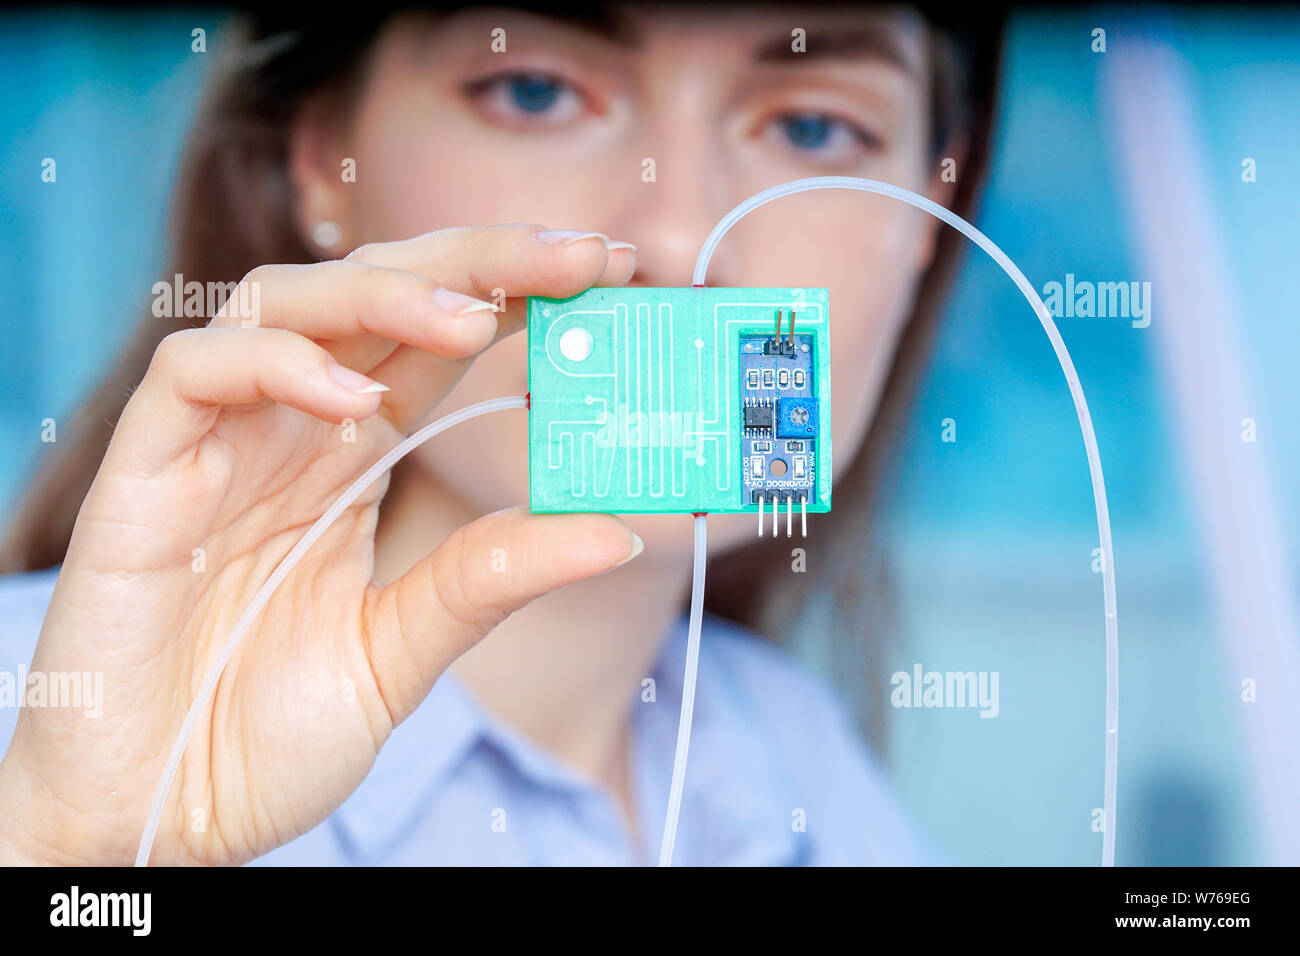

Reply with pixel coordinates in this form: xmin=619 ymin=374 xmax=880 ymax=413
xmin=743 ymin=402 xmax=773 ymax=431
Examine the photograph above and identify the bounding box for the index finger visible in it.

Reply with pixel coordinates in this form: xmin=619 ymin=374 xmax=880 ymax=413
xmin=341 ymin=224 xmax=636 ymax=427
xmin=344 ymin=223 xmax=637 ymax=308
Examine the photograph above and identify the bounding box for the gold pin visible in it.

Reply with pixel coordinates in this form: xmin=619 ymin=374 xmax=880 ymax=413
xmin=788 ymin=310 xmax=796 ymax=346
xmin=774 ymin=308 xmax=783 ymax=343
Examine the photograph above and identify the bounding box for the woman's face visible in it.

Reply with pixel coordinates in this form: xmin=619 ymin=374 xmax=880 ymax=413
xmin=297 ymin=4 xmax=953 ymax=557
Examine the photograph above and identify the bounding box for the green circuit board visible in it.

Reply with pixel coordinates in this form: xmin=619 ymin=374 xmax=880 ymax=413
xmin=527 ymin=287 xmax=832 ymax=515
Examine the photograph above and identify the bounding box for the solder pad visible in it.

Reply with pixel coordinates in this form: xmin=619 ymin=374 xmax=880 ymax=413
xmin=526 ymin=287 xmax=831 ymax=515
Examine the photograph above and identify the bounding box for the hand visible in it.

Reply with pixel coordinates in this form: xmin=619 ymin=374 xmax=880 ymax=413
xmin=0 ymin=224 xmax=640 ymax=866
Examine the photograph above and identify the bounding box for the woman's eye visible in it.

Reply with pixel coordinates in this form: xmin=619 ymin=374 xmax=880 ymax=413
xmin=465 ymin=71 xmax=584 ymax=126
xmin=503 ymin=73 xmax=564 ymax=112
xmin=770 ymin=111 xmax=881 ymax=161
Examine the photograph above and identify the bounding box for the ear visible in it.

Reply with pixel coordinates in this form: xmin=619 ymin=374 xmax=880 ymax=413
xmin=915 ymin=133 xmax=969 ymax=270
xmin=287 ymin=95 xmax=357 ymax=258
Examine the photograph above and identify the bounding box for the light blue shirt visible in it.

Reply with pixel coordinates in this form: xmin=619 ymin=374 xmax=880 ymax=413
xmin=0 ymin=567 xmax=939 ymax=866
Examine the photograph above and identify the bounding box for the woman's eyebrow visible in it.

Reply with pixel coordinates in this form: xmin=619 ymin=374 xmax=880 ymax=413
xmin=753 ymin=25 xmax=918 ymax=76
xmin=514 ymin=9 xmax=644 ymax=49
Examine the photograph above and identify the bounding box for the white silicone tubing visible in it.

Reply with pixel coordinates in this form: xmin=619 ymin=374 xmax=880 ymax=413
xmin=138 ymin=178 xmax=1118 ymax=870
xmin=657 ymin=513 xmax=708 ymax=867
xmin=687 ymin=176 xmax=1120 ymax=867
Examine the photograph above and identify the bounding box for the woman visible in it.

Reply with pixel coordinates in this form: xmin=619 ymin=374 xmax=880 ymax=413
xmin=0 ymin=3 xmax=1000 ymax=865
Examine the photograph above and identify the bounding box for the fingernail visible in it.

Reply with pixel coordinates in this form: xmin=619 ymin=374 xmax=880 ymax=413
xmin=327 ymin=359 xmax=389 ymax=394
xmin=615 ymin=532 xmax=644 ymax=567
xmin=431 ymin=287 xmax=497 ymax=316
xmin=593 ymin=531 xmax=644 ymax=577
xmin=605 ymin=240 xmax=637 ymax=253
xmin=536 ymin=229 xmax=609 ymax=246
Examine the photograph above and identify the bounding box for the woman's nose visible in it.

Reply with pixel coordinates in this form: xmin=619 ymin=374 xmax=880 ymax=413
xmin=604 ymin=141 xmax=741 ymax=289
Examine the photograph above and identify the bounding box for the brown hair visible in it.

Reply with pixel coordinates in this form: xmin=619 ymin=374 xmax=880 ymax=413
xmin=0 ymin=4 xmax=1003 ymax=742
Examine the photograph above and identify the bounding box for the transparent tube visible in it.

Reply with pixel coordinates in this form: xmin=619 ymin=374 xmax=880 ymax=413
xmin=134 ymin=395 xmax=529 ymax=867
xmin=657 ymin=513 xmax=708 ymax=867
xmin=691 ymin=177 xmax=1120 ymax=867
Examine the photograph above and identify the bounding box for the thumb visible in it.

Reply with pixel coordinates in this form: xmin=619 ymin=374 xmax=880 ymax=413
xmin=361 ymin=506 xmax=643 ymax=726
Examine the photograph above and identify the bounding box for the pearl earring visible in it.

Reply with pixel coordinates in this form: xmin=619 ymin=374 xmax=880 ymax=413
xmin=312 ymin=220 xmax=343 ymax=250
